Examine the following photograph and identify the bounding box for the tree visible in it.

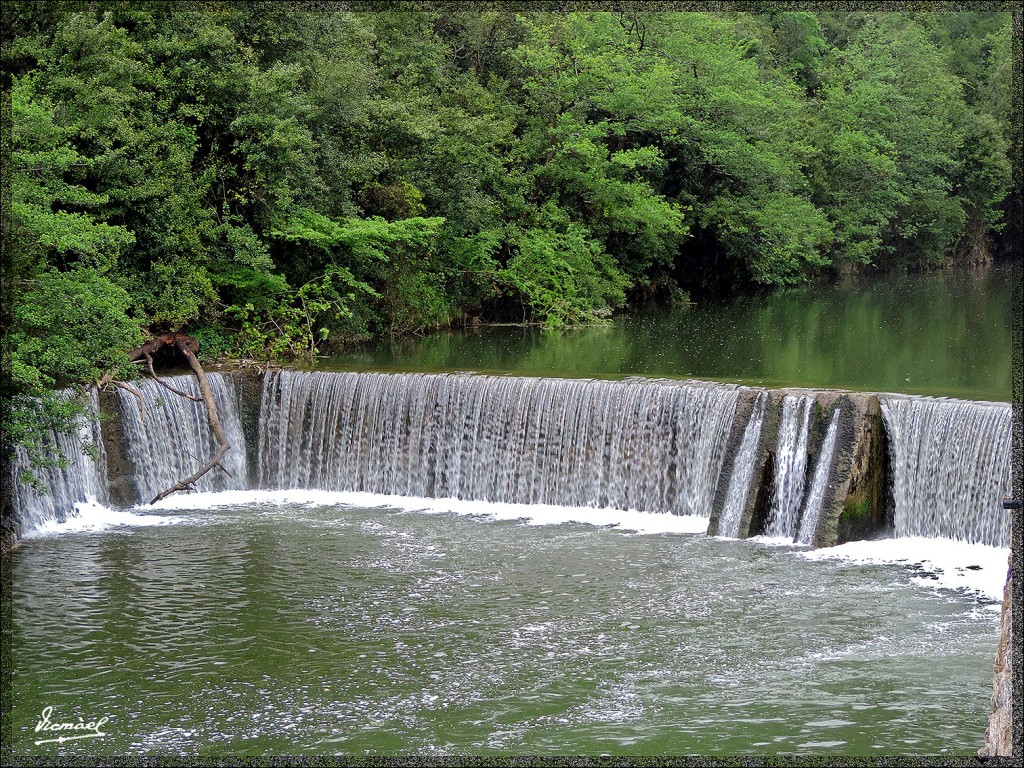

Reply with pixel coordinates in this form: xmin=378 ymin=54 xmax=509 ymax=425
xmin=812 ymin=16 xmax=971 ymax=270
xmin=649 ymin=12 xmax=831 ymax=288
xmin=3 ymin=74 xmax=143 ymax=466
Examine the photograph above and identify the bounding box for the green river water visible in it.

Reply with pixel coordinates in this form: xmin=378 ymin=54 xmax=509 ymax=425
xmin=6 ymin=501 xmax=1003 ymax=756
xmin=328 ymin=264 xmax=1014 ymax=402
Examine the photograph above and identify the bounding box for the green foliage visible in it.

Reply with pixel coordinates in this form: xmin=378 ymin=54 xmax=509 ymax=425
xmin=10 ymin=76 xmax=136 ymax=272
xmin=2 ymin=7 xmax=1013 ymax=460
xmin=2 ymin=267 xmax=143 ymax=471
xmin=7 ymin=269 xmax=144 ymax=391
xmin=500 ymin=220 xmax=630 ymax=328
xmin=953 ymin=110 xmax=1012 ymax=241
xmin=508 ymin=13 xmax=691 ymax=276
xmin=772 ymin=12 xmax=826 ymax=92
xmin=703 ymin=193 xmax=833 ymax=284
xmin=188 ymin=322 xmax=231 ymax=363
xmin=810 ymin=15 xmax=992 ymax=270
xmin=225 ymin=266 xmax=378 ymax=361
xmin=8 ymin=391 xmax=91 ymax=479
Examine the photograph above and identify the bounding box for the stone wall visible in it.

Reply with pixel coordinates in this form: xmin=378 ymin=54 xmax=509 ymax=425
xmin=815 ymin=393 xmax=892 ymax=547
xmin=708 ymin=388 xmax=892 ymax=545
xmin=228 ymin=370 xmax=263 ymax=489
xmin=707 ymin=388 xmax=760 ymax=536
xmin=98 ymin=388 xmax=137 ymax=507
xmin=979 ymin=553 xmax=1013 ymax=756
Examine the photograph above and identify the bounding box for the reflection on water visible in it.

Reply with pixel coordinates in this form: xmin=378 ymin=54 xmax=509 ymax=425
xmin=324 ymin=265 xmax=1013 ymax=402
xmin=8 ymin=501 xmax=1001 ymax=756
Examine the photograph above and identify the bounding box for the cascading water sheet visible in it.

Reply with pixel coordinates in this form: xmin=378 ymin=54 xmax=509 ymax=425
xmin=10 ymin=389 xmax=108 ymax=533
xmin=796 ymin=407 xmax=841 ymax=545
xmin=717 ymin=391 xmax=768 ymax=538
xmin=765 ymin=394 xmax=814 ymax=538
xmin=117 ymin=373 xmax=248 ymax=502
xmin=258 ymin=371 xmax=740 ymax=516
xmin=880 ymin=395 xmax=1011 ymax=548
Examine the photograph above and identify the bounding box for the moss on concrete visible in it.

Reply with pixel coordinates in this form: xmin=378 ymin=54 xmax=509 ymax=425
xmin=835 ymin=395 xmax=892 ymax=544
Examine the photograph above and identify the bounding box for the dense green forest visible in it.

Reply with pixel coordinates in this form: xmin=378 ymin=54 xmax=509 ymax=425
xmin=0 ymin=4 xmax=1017 ymax=460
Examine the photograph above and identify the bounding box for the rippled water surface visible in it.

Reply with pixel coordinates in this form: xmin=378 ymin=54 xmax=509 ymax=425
xmin=8 ymin=501 xmax=1002 ymax=756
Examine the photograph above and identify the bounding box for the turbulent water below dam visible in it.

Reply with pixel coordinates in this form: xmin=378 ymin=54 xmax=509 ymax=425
xmin=6 ymin=495 xmax=1007 ymax=756
xmin=4 ymin=369 xmax=1014 ymax=756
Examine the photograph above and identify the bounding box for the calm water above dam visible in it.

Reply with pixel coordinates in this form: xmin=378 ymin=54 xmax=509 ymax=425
xmin=327 ymin=265 xmax=1014 ymax=402
xmin=8 ymin=498 xmax=1004 ymax=757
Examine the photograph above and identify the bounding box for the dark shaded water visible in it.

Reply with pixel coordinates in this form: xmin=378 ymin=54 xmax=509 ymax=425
xmin=8 ymin=500 xmax=1001 ymax=757
xmin=326 ymin=266 xmax=1013 ymax=402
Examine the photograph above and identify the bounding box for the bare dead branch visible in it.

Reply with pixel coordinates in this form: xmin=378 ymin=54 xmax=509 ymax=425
xmin=149 ymin=443 xmax=230 ymax=504
xmin=112 ymin=381 xmax=145 ymax=423
xmin=148 ymin=336 xmax=232 ymax=504
xmin=142 ymin=351 xmax=203 ymax=401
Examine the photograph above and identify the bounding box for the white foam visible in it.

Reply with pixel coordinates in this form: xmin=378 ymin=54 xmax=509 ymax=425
xmin=24 ymin=492 xmax=1011 ymax=606
xmin=149 ymin=489 xmax=711 ymax=535
xmin=147 ymin=489 xmax=343 ymax=510
xmin=21 ymin=498 xmax=188 ymax=538
xmin=801 ymin=536 xmax=1010 ymax=604
xmin=745 ymin=534 xmax=803 ymax=549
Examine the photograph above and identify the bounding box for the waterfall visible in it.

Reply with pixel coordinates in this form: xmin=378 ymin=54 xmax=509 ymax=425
xmin=717 ymin=391 xmax=768 ymax=538
xmin=795 ymin=407 xmax=841 ymax=545
xmin=259 ymin=371 xmax=740 ymax=516
xmin=765 ymin=394 xmax=814 ymax=538
xmin=880 ymin=395 xmax=1011 ymax=548
xmin=10 ymin=368 xmax=1013 ymax=551
xmin=10 ymin=389 xmax=107 ymax=533
xmin=117 ymin=374 xmax=248 ymax=502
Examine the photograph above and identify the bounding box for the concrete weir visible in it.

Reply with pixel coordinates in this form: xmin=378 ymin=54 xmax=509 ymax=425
xmin=707 ymin=388 xmax=892 ymax=548
xmin=4 ymin=372 xmax=1012 ymax=553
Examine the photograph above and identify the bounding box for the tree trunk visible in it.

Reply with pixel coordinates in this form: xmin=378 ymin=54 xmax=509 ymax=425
xmin=93 ymin=332 xmax=233 ymax=504
xmin=148 ymin=336 xmax=232 ymax=504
